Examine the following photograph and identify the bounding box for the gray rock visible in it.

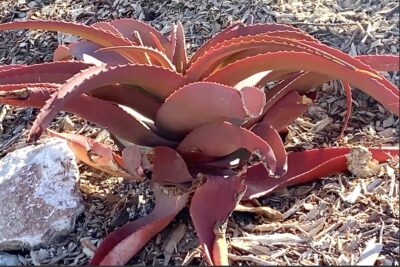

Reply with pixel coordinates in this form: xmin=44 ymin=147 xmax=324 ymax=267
xmin=0 ymin=138 xmax=84 ymax=250
xmin=0 ymin=252 xmax=21 ymax=266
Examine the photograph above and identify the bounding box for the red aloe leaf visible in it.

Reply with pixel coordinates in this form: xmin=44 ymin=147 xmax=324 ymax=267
xmin=340 ymin=81 xmax=352 ymax=137
xmin=254 ymin=70 xmax=297 ymax=87
xmin=356 ymin=54 xmax=400 ymax=72
xmin=188 ymin=23 xmax=315 ymax=67
xmin=262 ymin=90 xmax=311 ymax=132
xmin=177 ymin=121 xmax=281 ymax=177
xmin=0 ymin=64 xmax=26 ymax=72
xmin=0 ymin=83 xmax=59 ymax=91
xmin=1 ymin=86 xmax=174 ymax=147
xmin=107 ymin=18 xmax=173 ymax=56
xmin=171 ymin=22 xmax=188 ymax=73
xmin=250 ymin=122 xmax=287 ymax=176
xmin=0 ymin=84 xmax=58 ymax=107
xmin=189 ymin=175 xmax=246 ymax=265
xmin=186 ymin=35 xmax=309 ymax=81
xmin=68 ymin=40 xmax=130 ymax=65
xmin=243 ymin=147 xmax=399 ymax=200
xmin=46 ymin=129 xmax=134 ymax=178
xmin=91 ymin=183 xmax=189 ymax=265
xmin=96 ymin=46 xmax=175 ymax=69
xmin=191 ymin=34 xmax=389 ymax=82
xmin=120 ymin=145 xmax=149 ymax=178
xmin=92 ymin=21 xmax=124 ymax=37
xmin=28 ymin=64 xmax=188 ymax=141
xmin=0 ymin=20 xmax=164 ymax=64
xmin=153 ymin=146 xmax=193 ymax=185
xmin=0 ymin=20 xmax=132 ymax=47
xmin=53 ymin=45 xmax=73 ymax=61
xmin=0 ymin=61 xmax=93 ymax=84
xmin=204 ymin=51 xmax=399 ymax=115
xmin=155 ymin=82 xmax=265 ymax=139
xmin=267 ymin=53 xmax=399 ymax=96
xmin=201 ymin=31 xmax=322 ymax=74
xmin=90 ymin=84 xmax=161 ymax=120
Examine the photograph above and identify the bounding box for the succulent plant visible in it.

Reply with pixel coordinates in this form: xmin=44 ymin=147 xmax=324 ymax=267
xmin=0 ymin=17 xmax=398 ymax=265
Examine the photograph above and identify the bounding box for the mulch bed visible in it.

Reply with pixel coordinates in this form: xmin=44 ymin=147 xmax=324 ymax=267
xmin=0 ymin=0 xmax=398 ymax=265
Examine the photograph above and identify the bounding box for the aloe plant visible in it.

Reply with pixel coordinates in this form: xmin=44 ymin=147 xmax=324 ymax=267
xmin=0 ymin=17 xmax=399 ymax=265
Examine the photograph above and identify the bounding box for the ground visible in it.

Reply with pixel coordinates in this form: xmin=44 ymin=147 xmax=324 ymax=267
xmin=0 ymin=0 xmax=399 ymax=265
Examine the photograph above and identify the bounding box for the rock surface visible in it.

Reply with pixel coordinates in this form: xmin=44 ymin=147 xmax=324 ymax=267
xmin=347 ymin=146 xmax=380 ymax=178
xmin=0 ymin=252 xmax=21 ymax=266
xmin=0 ymin=138 xmax=84 ymax=250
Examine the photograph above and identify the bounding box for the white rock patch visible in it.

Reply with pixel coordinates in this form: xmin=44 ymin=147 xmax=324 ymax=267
xmin=0 ymin=138 xmax=84 ymax=250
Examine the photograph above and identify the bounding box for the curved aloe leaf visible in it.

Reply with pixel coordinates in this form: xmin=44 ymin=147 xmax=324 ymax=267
xmin=0 ymin=19 xmax=132 ymax=48
xmin=90 ymin=84 xmax=161 ymax=120
xmin=0 ymin=85 xmax=175 ymax=147
xmin=243 ymin=147 xmax=399 ymax=199
xmin=189 ymin=175 xmax=246 ymax=265
xmin=188 ymin=23 xmax=316 ymax=67
xmin=153 ymin=146 xmax=193 ymax=186
xmin=96 ymin=46 xmax=175 ymax=69
xmin=0 ymin=20 xmax=166 ymax=63
xmin=68 ymin=40 xmax=129 ymax=65
xmin=250 ymin=122 xmax=287 ymax=176
xmin=92 ymin=21 xmax=124 ymax=37
xmin=0 ymin=64 xmax=26 ymax=72
xmin=0 ymin=61 xmax=92 ymax=84
xmin=190 ymin=31 xmax=323 ymax=78
xmin=28 ymin=64 xmax=188 ymax=141
xmin=0 ymin=82 xmax=59 ymax=91
xmin=107 ymin=18 xmax=173 ymax=56
xmin=0 ymin=84 xmax=58 ymax=107
xmin=189 ymin=34 xmax=390 ymax=82
xmin=205 ymin=51 xmax=399 ymax=115
xmin=47 ymin=129 xmax=134 ymax=178
xmin=155 ymin=82 xmax=265 ymax=139
xmin=53 ymin=45 xmax=73 ymax=61
xmin=177 ymin=121 xmax=281 ymax=177
xmin=262 ymin=90 xmax=311 ymax=132
xmin=171 ymin=22 xmax=188 ymax=73
xmin=120 ymin=145 xmax=150 ymax=178
xmin=356 ymin=54 xmax=400 ymax=71
xmin=91 ymin=183 xmax=189 ymax=265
